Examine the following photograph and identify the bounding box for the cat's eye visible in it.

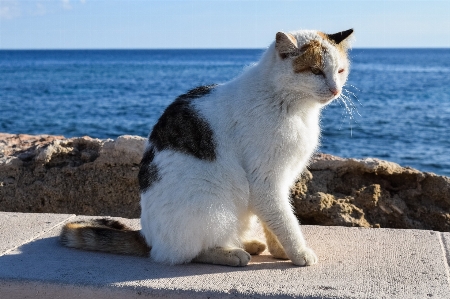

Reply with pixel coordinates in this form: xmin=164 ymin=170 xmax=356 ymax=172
xmin=310 ymin=67 xmax=324 ymax=76
xmin=338 ymin=69 xmax=345 ymax=73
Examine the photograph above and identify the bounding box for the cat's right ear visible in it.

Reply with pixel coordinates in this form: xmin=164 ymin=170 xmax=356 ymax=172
xmin=275 ymin=32 xmax=299 ymax=59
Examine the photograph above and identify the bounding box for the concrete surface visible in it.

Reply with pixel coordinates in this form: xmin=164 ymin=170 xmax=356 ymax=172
xmin=0 ymin=212 xmax=449 ymax=299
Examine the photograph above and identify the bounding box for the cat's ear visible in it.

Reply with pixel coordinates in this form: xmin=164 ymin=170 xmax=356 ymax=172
xmin=327 ymin=29 xmax=354 ymax=45
xmin=275 ymin=32 xmax=299 ymax=59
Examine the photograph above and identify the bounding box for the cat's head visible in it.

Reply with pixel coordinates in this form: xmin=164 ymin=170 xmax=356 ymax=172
xmin=272 ymin=29 xmax=353 ymax=105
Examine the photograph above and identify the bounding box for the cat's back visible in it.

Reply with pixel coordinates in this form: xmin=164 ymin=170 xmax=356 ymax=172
xmin=147 ymin=84 xmax=219 ymax=162
xmin=138 ymin=83 xmax=247 ymax=197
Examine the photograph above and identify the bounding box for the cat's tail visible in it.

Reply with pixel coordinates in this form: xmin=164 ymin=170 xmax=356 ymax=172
xmin=60 ymin=218 xmax=150 ymax=257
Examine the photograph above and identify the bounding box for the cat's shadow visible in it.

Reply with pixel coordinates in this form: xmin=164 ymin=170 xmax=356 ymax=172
xmin=1 ymin=236 xmax=296 ymax=286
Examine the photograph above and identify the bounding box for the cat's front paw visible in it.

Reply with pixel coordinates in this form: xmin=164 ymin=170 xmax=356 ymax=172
xmin=291 ymin=247 xmax=318 ymax=266
xmin=227 ymin=248 xmax=252 ymax=266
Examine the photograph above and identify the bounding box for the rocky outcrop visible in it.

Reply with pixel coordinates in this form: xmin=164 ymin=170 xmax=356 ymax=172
xmin=1 ymin=133 xmax=449 ymax=231
xmin=293 ymin=154 xmax=450 ymax=231
xmin=0 ymin=133 xmax=144 ymax=217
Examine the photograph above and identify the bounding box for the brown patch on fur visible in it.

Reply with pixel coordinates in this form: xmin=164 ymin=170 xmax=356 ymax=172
xmin=293 ymin=40 xmax=324 ymax=73
xmin=60 ymin=219 xmax=150 ymax=257
xmin=318 ymin=31 xmax=329 ymax=41
xmin=65 ymin=222 xmax=84 ymax=229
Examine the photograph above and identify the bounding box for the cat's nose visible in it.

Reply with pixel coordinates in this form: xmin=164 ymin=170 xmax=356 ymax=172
xmin=329 ymin=88 xmax=340 ymax=96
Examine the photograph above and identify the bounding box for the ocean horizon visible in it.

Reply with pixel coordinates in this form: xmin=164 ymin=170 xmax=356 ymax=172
xmin=1 ymin=49 xmax=449 ymax=176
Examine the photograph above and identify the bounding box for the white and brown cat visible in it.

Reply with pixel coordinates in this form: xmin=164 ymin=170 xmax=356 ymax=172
xmin=61 ymin=28 xmax=354 ymax=267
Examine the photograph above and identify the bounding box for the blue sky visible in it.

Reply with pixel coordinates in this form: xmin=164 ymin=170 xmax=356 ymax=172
xmin=1 ymin=0 xmax=449 ymax=49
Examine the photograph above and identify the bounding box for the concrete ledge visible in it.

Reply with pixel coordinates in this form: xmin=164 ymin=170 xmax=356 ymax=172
xmin=0 ymin=212 xmax=449 ymax=298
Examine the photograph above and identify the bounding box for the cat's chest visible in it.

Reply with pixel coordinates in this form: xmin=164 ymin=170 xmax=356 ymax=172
xmin=278 ymin=115 xmax=320 ymax=155
xmin=245 ymin=113 xmax=320 ymax=160
xmin=240 ymin=114 xmax=319 ymax=182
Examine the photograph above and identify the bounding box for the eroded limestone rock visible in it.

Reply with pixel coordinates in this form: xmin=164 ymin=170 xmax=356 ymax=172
xmin=292 ymin=154 xmax=450 ymax=231
xmin=0 ymin=133 xmax=144 ymax=217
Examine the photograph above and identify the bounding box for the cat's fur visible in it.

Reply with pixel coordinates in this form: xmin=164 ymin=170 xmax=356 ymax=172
xmin=60 ymin=28 xmax=354 ymax=267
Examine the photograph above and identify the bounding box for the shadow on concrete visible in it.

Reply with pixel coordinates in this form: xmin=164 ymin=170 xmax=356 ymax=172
xmin=0 ymin=235 xmax=301 ymax=285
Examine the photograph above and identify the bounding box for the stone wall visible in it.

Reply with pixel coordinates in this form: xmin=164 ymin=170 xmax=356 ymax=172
xmin=1 ymin=133 xmax=449 ymax=231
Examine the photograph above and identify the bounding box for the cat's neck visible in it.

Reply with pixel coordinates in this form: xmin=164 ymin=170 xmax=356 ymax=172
xmin=225 ymin=44 xmax=323 ymax=121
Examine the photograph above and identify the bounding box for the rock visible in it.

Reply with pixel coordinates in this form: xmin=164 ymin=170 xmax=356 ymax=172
xmin=1 ymin=134 xmax=449 ymax=232
xmin=292 ymin=154 xmax=450 ymax=231
xmin=0 ymin=133 xmax=145 ymax=217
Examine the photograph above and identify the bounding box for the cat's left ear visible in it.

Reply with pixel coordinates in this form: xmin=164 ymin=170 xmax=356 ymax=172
xmin=275 ymin=32 xmax=299 ymax=58
xmin=327 ymin=29 xmax=354 ymax=45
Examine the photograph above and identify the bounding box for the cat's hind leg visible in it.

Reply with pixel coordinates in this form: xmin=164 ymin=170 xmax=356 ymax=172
xmin=243 ymin=240 xmax=266 ymax=255
xmin=193 ymin=247 xmax=251 ymax=267
xmin=237 ymin=214 xmax=266 ymax=255
xmin=262 ymin=222 xmax=288 ymax=259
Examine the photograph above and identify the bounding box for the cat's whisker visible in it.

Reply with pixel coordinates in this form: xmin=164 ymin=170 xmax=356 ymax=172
xmin=337 ymin=103 xmax=348 ymax=131
xmin=341 ymin=99 xmax=353 ymax=120
xmin=343 ymin=86 xmax=358 ymax=98
xmin=344 ymin=90 xmax=359 ymax=102
xmin=343 ymin=85 xmax=363 ymax=107
xmin=336 ymin=89 xmax=361 ymax=137
xmin=347 ymin=93 xmax=362 ymax=117
xmin=341 ymin=88 xmax=361 ymax=116
xmin=343 ymin=96 xmax=358 ymax=116
xmin=345 ymin=89 xmax=358 ymax=98
xmin=346 ymin=92 xmax=363 ymax=108
xmin=339 ymin=97 xmax=354 ymax=137
xmin=334 ymin=97 xmax=349 ymax=131
xmin=348 ymin=84 xmax=360 ymax=91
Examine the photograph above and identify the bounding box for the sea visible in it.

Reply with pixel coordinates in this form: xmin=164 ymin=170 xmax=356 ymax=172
xmin=1 ymin=49 xmax=449 ymax=176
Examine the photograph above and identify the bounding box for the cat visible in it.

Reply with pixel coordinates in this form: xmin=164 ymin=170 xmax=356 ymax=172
xmin=60 ymin=28 xmax=354 ymax=267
